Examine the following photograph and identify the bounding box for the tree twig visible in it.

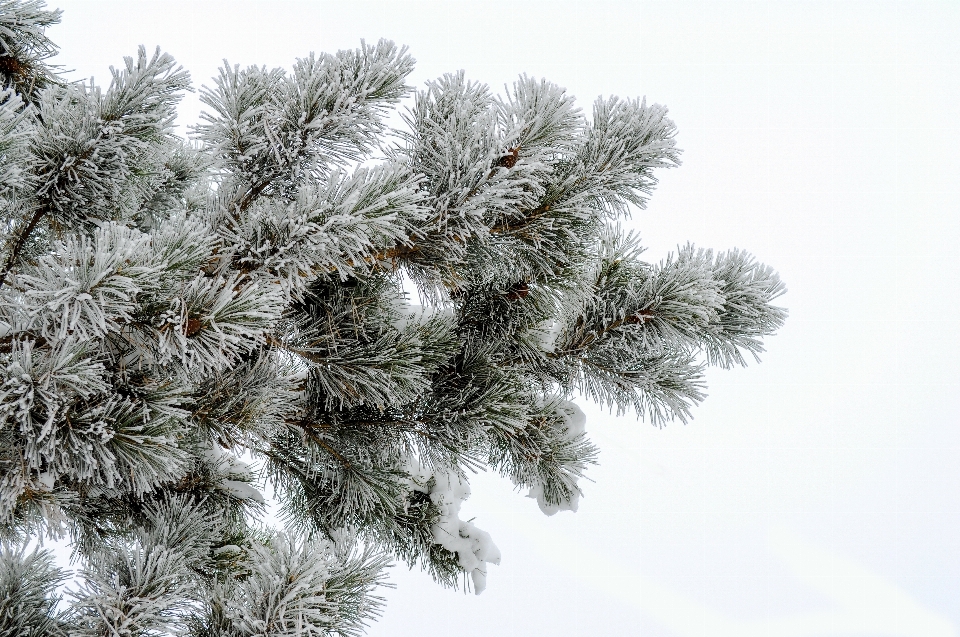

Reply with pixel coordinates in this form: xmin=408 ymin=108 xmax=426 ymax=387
xmin=0 ymin=205 xmax=46 ymax=291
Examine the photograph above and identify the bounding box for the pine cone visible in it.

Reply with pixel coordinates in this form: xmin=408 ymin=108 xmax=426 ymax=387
xmin=624 ymin=308 xmax=655 ymax=324
xmin=504 ymin=282 xmax=529 ymax=300
xmin=185 ymin=317 xmax=204 ymax=336
xmin=494 ymin=147 xmax=520 ymax=169
xmin=0 ymin=56 xmax=26 ymax=77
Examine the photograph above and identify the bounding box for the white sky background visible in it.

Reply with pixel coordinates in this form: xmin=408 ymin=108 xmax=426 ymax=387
xmin=46 ymin=1 xmax=960 ymax=635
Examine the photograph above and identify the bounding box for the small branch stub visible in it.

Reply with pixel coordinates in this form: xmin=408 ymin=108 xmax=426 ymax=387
xmin=504 ymin=282 xmax=530 ymax=301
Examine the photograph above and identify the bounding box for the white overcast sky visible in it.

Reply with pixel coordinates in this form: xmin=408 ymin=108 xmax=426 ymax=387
xmin=46 ymin=2 xmax=960 ymax=636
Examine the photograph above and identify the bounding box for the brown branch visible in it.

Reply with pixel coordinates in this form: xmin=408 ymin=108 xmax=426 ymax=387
xmin=272 ymin=417 xmax=353 ymax=472
xmin=0 ymin=93 xmax=142 ymax=292
xmin=232 ymin=175 xmax=274 ymax=215
xmin=367 ymin=243 xmax=420 ymax=264
xmin=310 ymin=434 xmax=352 ymax=470
xmin=0 ymin=332 xmax=48 ymax=354
xmin=490 ymin=201 xmax=554 ymax=236
xmin=265 ymin=333 xmax=326 ymax=365
xmin=284 ymin=417 xmax=353 ymax=470
xmin=552 ymin=309 xmax=656 ymax=357
xmin=0 ymin=205 xmax=46 ymax=291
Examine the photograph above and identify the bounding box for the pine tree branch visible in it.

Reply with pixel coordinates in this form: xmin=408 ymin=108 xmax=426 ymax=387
xmin=552 ymin=309 xmax=657 ymax=357
xmin=0 ymin=8 xmax=786 ymax=620
xmin=305 ymin=429 xmax=352 ymax=470
xmin=0 ymin=203 xmax=45 ymax=290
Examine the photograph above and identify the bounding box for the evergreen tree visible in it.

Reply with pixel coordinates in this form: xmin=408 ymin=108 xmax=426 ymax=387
xmin=0 ymin=1 xmax=786 ymax=634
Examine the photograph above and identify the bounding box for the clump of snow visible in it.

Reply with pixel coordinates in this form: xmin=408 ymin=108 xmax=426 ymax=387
xmin=392 ymin=302 xmax=455 ymax=331
xmin=205 ymin=443 xmax=265 ymax=503
xmin=403 ymin=457 xmax=501 ymax=594
xmin=558 ymin=399 xmax=587 ymax=438
xmin=535 ymin=319 xmax=564 ymax=353
xmin=213 ymin=544 xmax=242 ymax=556
xmin=527 ymin=482 xmax=578 ymax=516
xmin=392 ymin=303 xmax=425 ymax=331
xmin=37 ymin=471 xmax=55 ymax=491
xmin=220 ymin=480 xmax=265 ymax=503
xmin=527 ymin=400 xmax=587 ymax=516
